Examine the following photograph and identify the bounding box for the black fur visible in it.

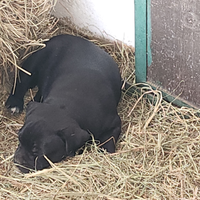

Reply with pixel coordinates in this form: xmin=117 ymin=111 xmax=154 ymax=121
xmin=5 ymin=34 xmax=122 ymax=173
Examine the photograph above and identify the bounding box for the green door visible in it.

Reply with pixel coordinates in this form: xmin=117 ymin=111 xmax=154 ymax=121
xmin=135 ymin=0 xmax=152 ymax=83
xmin=135 ymin=0 xmax=199 ymax=108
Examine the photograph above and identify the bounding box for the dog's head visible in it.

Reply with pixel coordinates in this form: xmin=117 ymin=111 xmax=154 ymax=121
xmin=14 ymin=102 xmax=90 ymax=173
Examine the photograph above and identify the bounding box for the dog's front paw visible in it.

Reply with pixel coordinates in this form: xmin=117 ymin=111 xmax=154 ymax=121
xmin=5 ymin=95 xmax=24 ymax=113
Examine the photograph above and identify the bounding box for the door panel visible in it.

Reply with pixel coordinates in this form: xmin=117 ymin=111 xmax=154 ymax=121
xmin=148 ymin=0 xmax=200 ymax=108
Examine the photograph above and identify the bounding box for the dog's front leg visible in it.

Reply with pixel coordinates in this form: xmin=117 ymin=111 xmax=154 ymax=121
xmin=5 ymin=70 xmax=37 ymax=113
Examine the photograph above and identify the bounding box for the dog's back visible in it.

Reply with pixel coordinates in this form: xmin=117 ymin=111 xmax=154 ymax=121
xmin=23 ymin=35 xmax=121 ymax=104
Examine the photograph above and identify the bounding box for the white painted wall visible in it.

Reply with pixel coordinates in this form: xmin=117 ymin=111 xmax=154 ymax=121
xmin=52 ymin=0 xmax=135 ymax=47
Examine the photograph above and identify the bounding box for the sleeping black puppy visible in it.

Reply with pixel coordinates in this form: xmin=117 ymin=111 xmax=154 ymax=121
xmin=5 ymin=34 xmax=122 ymax=173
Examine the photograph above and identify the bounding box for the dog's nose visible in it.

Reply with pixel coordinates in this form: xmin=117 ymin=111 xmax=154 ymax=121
xmin=14 ymin=145 xmax=33 ymax=173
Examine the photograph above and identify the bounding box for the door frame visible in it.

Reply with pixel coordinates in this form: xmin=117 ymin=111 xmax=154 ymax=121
xmin=134 ymin=0 xmax=192 ymax=108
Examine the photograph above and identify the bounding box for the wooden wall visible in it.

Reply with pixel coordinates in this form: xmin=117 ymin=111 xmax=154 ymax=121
xmin=148 ymin=0 xmax=200 ymax=108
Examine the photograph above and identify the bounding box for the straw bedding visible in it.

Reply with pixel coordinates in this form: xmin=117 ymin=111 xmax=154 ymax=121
xmin=0 ymin=0 xmax=58 ymax=83
xmin=0 ymin=1 xmax=200 ymax=199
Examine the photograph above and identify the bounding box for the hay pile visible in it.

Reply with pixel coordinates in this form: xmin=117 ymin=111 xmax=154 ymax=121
xmin=0 ymin=0 xmax=58 ymax=83
xmin=0 ymin=1 xmax=200 ymax=200
xmin=1 ymin=84 xmax=200 ymax=199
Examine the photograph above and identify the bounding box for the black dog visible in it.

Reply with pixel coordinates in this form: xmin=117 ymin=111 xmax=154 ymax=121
xmin=5 ymin=34 xmax=122 ymax=173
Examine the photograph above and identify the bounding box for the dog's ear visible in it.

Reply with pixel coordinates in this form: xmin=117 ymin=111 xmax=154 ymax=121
xmin=57 ymin=126 xmax=91 ymax=156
